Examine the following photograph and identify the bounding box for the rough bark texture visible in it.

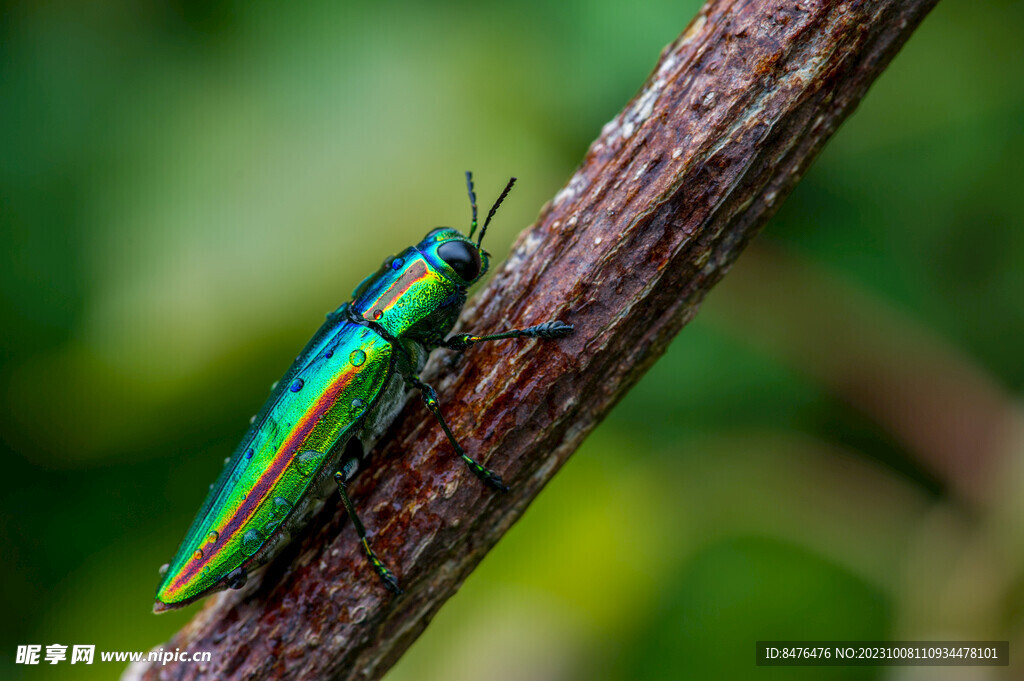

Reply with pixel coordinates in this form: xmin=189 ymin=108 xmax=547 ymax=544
xmin=126 ymin=1 xmax=940 ymax=679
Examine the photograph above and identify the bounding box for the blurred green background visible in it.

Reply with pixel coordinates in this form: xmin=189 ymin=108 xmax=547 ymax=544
xmin=2 ymin=0 xmax=1023 ymax=679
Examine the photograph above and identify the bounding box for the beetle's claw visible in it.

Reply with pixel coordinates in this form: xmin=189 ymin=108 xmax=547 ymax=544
xmin=535 ymin=320 xmax=574 ymax=338
xmin=480 ymin=470 xmax=509 ymax=493
xmin=379 ymin=568 xmax=403 ymax=595
xmin=225 ymin=566 xmax=248 ymax=590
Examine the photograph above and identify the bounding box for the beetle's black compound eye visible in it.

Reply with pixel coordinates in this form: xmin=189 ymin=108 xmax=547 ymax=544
xmin=437 ymin=240 xmax=481 ymax=282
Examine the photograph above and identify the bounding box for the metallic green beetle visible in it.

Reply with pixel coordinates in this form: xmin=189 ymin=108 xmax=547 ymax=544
xmin=154 ymin=174 xmax=573 ymax=611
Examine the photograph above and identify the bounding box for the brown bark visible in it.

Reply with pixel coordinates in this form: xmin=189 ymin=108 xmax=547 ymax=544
xmin=125 ymin=1 xmax=940 ymax=679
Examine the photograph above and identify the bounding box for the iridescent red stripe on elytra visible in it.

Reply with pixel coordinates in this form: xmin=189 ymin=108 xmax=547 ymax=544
xmin=166 ymin=365 xmax=358 ymax=592
xmin=362 ymin=259 xmax=431 ymax=320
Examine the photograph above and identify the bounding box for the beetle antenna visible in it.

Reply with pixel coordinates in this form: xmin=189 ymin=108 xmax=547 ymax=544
xmin=466 ymin=171 xmax=478 ymax=239
xmin=477 ymin=177 xmax=516 ymax=248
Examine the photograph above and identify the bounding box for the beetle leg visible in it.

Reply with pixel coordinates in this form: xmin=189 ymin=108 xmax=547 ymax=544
xmin=406 ymin=376 xmax=509 ymax=492
xmin=440 ymin=320 xmax=573 ymax=351
xmin=333 ymin=471 xmax=402 ymax=594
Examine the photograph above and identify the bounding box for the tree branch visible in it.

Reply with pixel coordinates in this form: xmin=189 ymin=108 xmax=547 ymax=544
xmin=126 ymin=1 xmax=939 ymax=678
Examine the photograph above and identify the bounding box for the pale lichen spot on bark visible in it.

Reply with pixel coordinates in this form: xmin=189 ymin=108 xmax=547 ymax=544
xmin=441 ymin=476 xmax=460 ymax=499
xmin=500 ymin=229 xmax=547 ymax=295
xmin=407 ymin=531 xmax=438 ymax=569
xmin=553 ymin=185 xmax=574 ymax=206
xmin=656 ymin=52 xmax=678 ymax=79
xmin=682 ymin=13 xmax=707 ymax=45
xmin=788 ymin=51 xmax=832 ymax=90
xmin=553 ymin=171 xmax=590 ymax=207
xmin=349 ymin=604 xmax=368 ymax=624
xmin=530 ymin=453 xmax=560 ymax=486
xmin=628 ymin=76 xmax=667 ymax=130
xmin=599 ymin=117 xmax=622 ymax=144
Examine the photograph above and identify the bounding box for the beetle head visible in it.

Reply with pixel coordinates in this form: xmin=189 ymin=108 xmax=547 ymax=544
xmin=417 ymin=228 xmax=488 ymax=287
xmin=416 ymin=173 xmax=516 ymax=288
